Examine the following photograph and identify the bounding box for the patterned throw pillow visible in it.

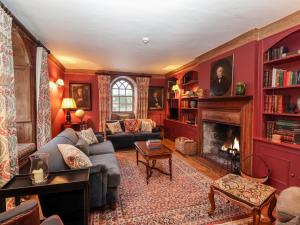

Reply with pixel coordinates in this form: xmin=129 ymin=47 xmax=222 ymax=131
xmin=138 ymin=119 xmax=156 ymax=129
xmin=124 ymin=119 xmax=140 ymax=133
xmin=57 ymin=144 xmax=92 ymax=169
xmin=140 ymin=121 xmax=153 ymax=133
xmin=79 ymin=128 xmax=98 ymax=145
xmin=107 ymin=121 xmax=123 ymax=134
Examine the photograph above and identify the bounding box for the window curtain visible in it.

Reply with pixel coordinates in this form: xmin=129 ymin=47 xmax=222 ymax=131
xmin=98 ymin=75 xmax=111 ymax=132
xmin=36 ymin=47 xmax=51 ymax=149
xmin=136 ymin=77 xmax=150 ymax=119
xmin=0 ymin=7 xmax=18 ymax=187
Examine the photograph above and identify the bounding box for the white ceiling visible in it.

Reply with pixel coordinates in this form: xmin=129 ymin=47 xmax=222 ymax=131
xmin=3 ymin=0 xmax=300 ymax=74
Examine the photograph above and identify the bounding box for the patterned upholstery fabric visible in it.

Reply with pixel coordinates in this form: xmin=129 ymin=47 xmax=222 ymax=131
xmin=107 ymin=121 xmax=123 ymax=134
xmin=136 ymin=77 xmax=150 ymax=119
xmin=213 ymin=173 xmax=276 ymax=207
xmin=79 ymin=128 xmax=98 ymax=145
xmin=17 ymin=143 xmax=36 ymax=159
xmin=98 ymin=75 xmax=111 ymax=132
xmin=138 ymin=119 xmax=156 ymax=128
xmin=57 ymin=144 xmax=92 ymax=169
xmin=140 ymin=121 xmax=153 ymax=133
xmin=124 ymin=119 xmax=140 ymax=133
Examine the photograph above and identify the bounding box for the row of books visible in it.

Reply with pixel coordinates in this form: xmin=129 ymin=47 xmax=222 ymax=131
xmin=146 ymin=139 xmax=162 ymax=150
xmin=168 ymin=99 xmax=178 ymax=108
xmin=264 ymin=46 xmax=288 ymax=61
xmin=263 ymin=68 xmax=300 ymax=88
xmin=266 ymin=120 xmax=300 ymax=144
xmin=264 ymin=95 xmax=290 ymax=113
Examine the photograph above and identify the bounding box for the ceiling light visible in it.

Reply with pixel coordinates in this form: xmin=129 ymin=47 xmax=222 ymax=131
xmin=142 ymin=37 xmax=150 ymax=44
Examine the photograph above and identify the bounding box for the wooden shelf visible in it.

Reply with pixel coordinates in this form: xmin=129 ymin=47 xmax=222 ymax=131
xmin=167 ymin=98 xmax=179 ymax=100
xmin=181 ymin=80 xmax=198 ymax=86
xmin=254 ymin=137 xmax=300 ymax=151
xmin=264 ymin=53 xmax=300 ymax=65
xmin=181 ymin=108 xmax=198 ymax=110
xmin=181 ymin=96 xmax=199 ymax=100
xmin=263 ymin=85 xmax=300 ymax=90
xmin=165 ymin=119 xmax=198 ymax=127
xmin=198 ymin=95 xmax=253 ymax=102
xmin=263 ymin=112 xmax=300 ymax=117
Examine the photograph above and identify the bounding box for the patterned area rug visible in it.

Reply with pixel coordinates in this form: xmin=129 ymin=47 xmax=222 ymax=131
xmin=90 ymin=151 xmax=250 ymax=225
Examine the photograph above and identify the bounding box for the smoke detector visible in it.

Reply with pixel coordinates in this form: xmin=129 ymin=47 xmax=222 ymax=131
xmin=142 ymin=37 xmax=150 ymax=44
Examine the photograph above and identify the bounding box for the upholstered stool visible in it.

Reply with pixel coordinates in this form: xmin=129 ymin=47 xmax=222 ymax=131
xmin=276 ymin=187 xmax=300 ymax=225
xmin=208 ymin=173 xmax=277 ymax=225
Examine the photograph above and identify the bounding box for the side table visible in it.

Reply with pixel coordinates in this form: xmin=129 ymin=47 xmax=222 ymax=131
xmin=0 ymin=169 xmax=89 ymax=225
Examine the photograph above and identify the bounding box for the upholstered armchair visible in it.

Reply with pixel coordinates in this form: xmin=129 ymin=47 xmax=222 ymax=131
xmin=0 ymin=200 xmax=63 ymax=225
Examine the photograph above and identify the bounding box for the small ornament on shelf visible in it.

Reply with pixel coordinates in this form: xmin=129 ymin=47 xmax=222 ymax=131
xmin=235 ymin=82 xmax=246 ymax=96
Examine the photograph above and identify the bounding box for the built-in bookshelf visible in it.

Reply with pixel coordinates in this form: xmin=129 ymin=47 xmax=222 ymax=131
xmin=262 ymin=31 xmax=300 ymax=146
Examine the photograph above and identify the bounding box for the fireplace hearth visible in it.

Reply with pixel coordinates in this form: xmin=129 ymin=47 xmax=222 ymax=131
xmin=203 ymin=122 xmax=240 ymax=173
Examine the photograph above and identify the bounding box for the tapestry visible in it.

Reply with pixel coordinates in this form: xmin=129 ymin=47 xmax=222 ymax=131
xmin=98 ymin=75 xmax=111 ymax=132
xmin=136 ymin=77 xmax=149 ymax=119
xmin=0 ymin=7 xmax=18 ymax=187
xmin=36 ymin=47 xmax=51 ymax=149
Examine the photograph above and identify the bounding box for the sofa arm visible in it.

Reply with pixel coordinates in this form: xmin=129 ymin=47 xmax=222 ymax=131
xmin=89 ymin=164 xmax=108 ymax=208
xmin=94 ymin=132 xmax=104 ymax=143
xmin=41 ymin=215 xmax=64 ymax=225
xmin=0 ymin=200 xmax=40 ymax=225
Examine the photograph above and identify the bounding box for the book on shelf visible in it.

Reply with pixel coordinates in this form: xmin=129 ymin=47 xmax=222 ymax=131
xmin=264 ymin=46 xmax=288 ymax=61
xmin=266 ymin=119 xmax=300 ymax=144
xmin=263 ymin=68 xmax=300 ymax=88
xmin=264 ymin=95 xmax=290 ymax=113
xmin=281 ymin=50 xmax=300 ymax=57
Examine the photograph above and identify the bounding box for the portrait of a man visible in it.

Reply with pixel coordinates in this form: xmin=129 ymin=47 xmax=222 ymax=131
xmin=148 ymin=87 xmax=164 ymax=110
xmin=69 ymin=83 xmax=92 ymax=110
xmin=210 ymin=56 xmax=233 ymax=96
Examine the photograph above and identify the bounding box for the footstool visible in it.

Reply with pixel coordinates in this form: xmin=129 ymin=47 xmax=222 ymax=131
xmin=208 ymin=174 xmax=276 ymax=225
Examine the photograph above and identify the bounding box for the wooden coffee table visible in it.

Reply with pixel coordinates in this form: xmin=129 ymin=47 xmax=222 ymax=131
xmin=134 ymin=141 xmax=172 ymax=184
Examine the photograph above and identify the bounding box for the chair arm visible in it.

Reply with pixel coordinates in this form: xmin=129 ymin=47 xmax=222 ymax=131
xmin=0 ymin=200 xmax=40 ymax=225
xmin=41 ymin=215 xmax=64 ymax=225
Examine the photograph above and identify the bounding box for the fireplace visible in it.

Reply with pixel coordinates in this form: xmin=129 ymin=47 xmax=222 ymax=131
xmin=198 ymin=96 xmax=253 ymax=175
xmin=203 ymin=122 xmax=240 ymax=173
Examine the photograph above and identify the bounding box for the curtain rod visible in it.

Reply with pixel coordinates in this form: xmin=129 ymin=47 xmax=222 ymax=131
xmin=0 ymin=1 xmax=51 ymax=54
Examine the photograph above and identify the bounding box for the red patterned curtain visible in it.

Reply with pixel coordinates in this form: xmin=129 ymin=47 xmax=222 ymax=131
xmin=136 ymin=77 xmax=150 ymax=119
xmin=98 ymin=75 xmax=111 ymax=132
xmin=36 ymin=47 xmax=51 ymax=149
xmin=0 ymin=7 xmax=18 ymax=187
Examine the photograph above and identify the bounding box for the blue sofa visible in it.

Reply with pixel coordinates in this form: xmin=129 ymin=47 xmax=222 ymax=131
xmin=105 ymin=120 xmax=161 ymax=149
xmin=38 ymin=128 xmax=120 ymax=209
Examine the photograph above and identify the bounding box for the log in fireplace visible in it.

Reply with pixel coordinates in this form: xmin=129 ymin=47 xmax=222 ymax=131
xmin=198 ymin=96 xmax=253 ymax=175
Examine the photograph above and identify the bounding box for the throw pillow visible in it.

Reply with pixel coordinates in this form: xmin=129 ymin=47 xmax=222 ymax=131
xmin=107 ymin=121 xmax=123 ymax=134
xmin=124 ymin=119 xmax=140 ymax=133
xmin=141 ymin=121 xmax=153 ymax=133
xmin=138 ymin=119 xmax=156 ymax=129
xmin=75 ymin=138 xmax=90 ymax=156
xmin=57 ymin=144 xmax=92 ymax=169
xmin=79 ymin=128 xmax=98 ymax=144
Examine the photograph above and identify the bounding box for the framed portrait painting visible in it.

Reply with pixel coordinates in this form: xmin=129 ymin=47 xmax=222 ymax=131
xmin=210 ymin=55 xmax=234 ymax=96
xmin=69 ymin=83 xmax=92 ymax=110
xmin=148 ymin=86 xmax=164 ymax=111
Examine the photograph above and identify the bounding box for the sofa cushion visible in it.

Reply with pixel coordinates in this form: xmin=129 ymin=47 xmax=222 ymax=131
xmin=140 ymin=121 xmax=153 ymax=133
xmin=89 ymin=141 xmax=115 ymax=155
xmin=133 ymin=132 xmax=161 ymax=141
xmin=107 ymin=121 xmax=123 ymax=134
xmin=106 ymin=120 xmax=125 ymax=131
xmin=75 ymin=138 xmax=90 ymax=156
xmin=124 ymin=119 xmax=140 ymax=133
xmin=89 ymin=154 xmax=120 ymax=187
xmin=107 ymin=132 xmax=135 ymax=141
xmin=79 ymin=128 xmax=98 ymax=145
xmin=57 ymin=128 xmax=79 ymax=144
xmin=277 ymin=187 xmax=300 ymax=223
xmin=58 ymin=144 xmax=92 ymax=169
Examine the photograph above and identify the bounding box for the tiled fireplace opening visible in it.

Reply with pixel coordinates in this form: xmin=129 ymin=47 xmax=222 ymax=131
xmin=202 ymin=121 xmax=240 ymax=174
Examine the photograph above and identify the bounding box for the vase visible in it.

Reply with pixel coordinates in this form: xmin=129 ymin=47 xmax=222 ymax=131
xmin=190 ymin=101 xmax=196 ymax=108
xmin=29 ymin=153 xmax=49 ymax=185
xmin=235 ymin=82 xmax=246 ymax=96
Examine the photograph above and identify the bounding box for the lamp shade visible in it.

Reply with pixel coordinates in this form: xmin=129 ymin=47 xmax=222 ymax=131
xmin=61 ymin=98 xmax=77 ymax=109
xmin=74 ymin=109 xmax=85 ymax=121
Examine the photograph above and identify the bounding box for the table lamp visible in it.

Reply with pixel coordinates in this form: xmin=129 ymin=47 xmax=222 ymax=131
xmin=75 ymin=109 xmax=85 ymax=123
xmin=62 ymin=98 xmax=77 ymax=123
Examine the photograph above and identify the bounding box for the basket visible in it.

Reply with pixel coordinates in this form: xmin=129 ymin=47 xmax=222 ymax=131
xmin=175 ymin=137 xmax=197 ymax=155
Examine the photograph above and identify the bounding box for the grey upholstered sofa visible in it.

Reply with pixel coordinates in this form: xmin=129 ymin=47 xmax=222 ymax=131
xmin=38 ymin=128 xmax=120 ymax=210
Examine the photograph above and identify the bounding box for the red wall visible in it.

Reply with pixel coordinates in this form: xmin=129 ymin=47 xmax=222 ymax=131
xmin=63 ymin=73 xmax=99 ymax=131
xmin=62 ymin=73 xmax=164 ymax=131
xmin=48 ymin=58 xmax=65 ymax=137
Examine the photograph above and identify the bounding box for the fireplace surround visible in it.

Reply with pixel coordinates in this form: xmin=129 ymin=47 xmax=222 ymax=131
xmin=198 ymin=96 xmax=253 ymax=175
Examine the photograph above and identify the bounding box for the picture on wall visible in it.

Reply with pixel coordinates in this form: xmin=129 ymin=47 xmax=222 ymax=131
xmin=69 ymin=83 xmax=92 ymax=110
xmin=148 ymin=86 xmax=164 ymax=111
xmin=210 ymin=55 xmax=233 ymax=96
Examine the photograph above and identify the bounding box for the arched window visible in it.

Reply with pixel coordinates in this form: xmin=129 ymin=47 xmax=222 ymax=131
xmin=112 ymin=79 xmax=133 ymax=112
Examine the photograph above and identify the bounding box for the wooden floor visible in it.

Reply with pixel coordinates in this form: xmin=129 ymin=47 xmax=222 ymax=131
xmin=162 ymin=138 xmax=276 ymax=225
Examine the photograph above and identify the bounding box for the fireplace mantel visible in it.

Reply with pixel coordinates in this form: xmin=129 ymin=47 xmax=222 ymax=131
xmin=198 ymin=95 xmax=253 ymax=175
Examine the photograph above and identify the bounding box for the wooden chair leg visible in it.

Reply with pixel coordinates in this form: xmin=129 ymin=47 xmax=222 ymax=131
xmin=268 ymin=195 xmax=277 ymax=222
xmin=207 ymin=186 xmax=216 ymax=216
xmin=252 ymin=208 xmax=260 ymax=225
